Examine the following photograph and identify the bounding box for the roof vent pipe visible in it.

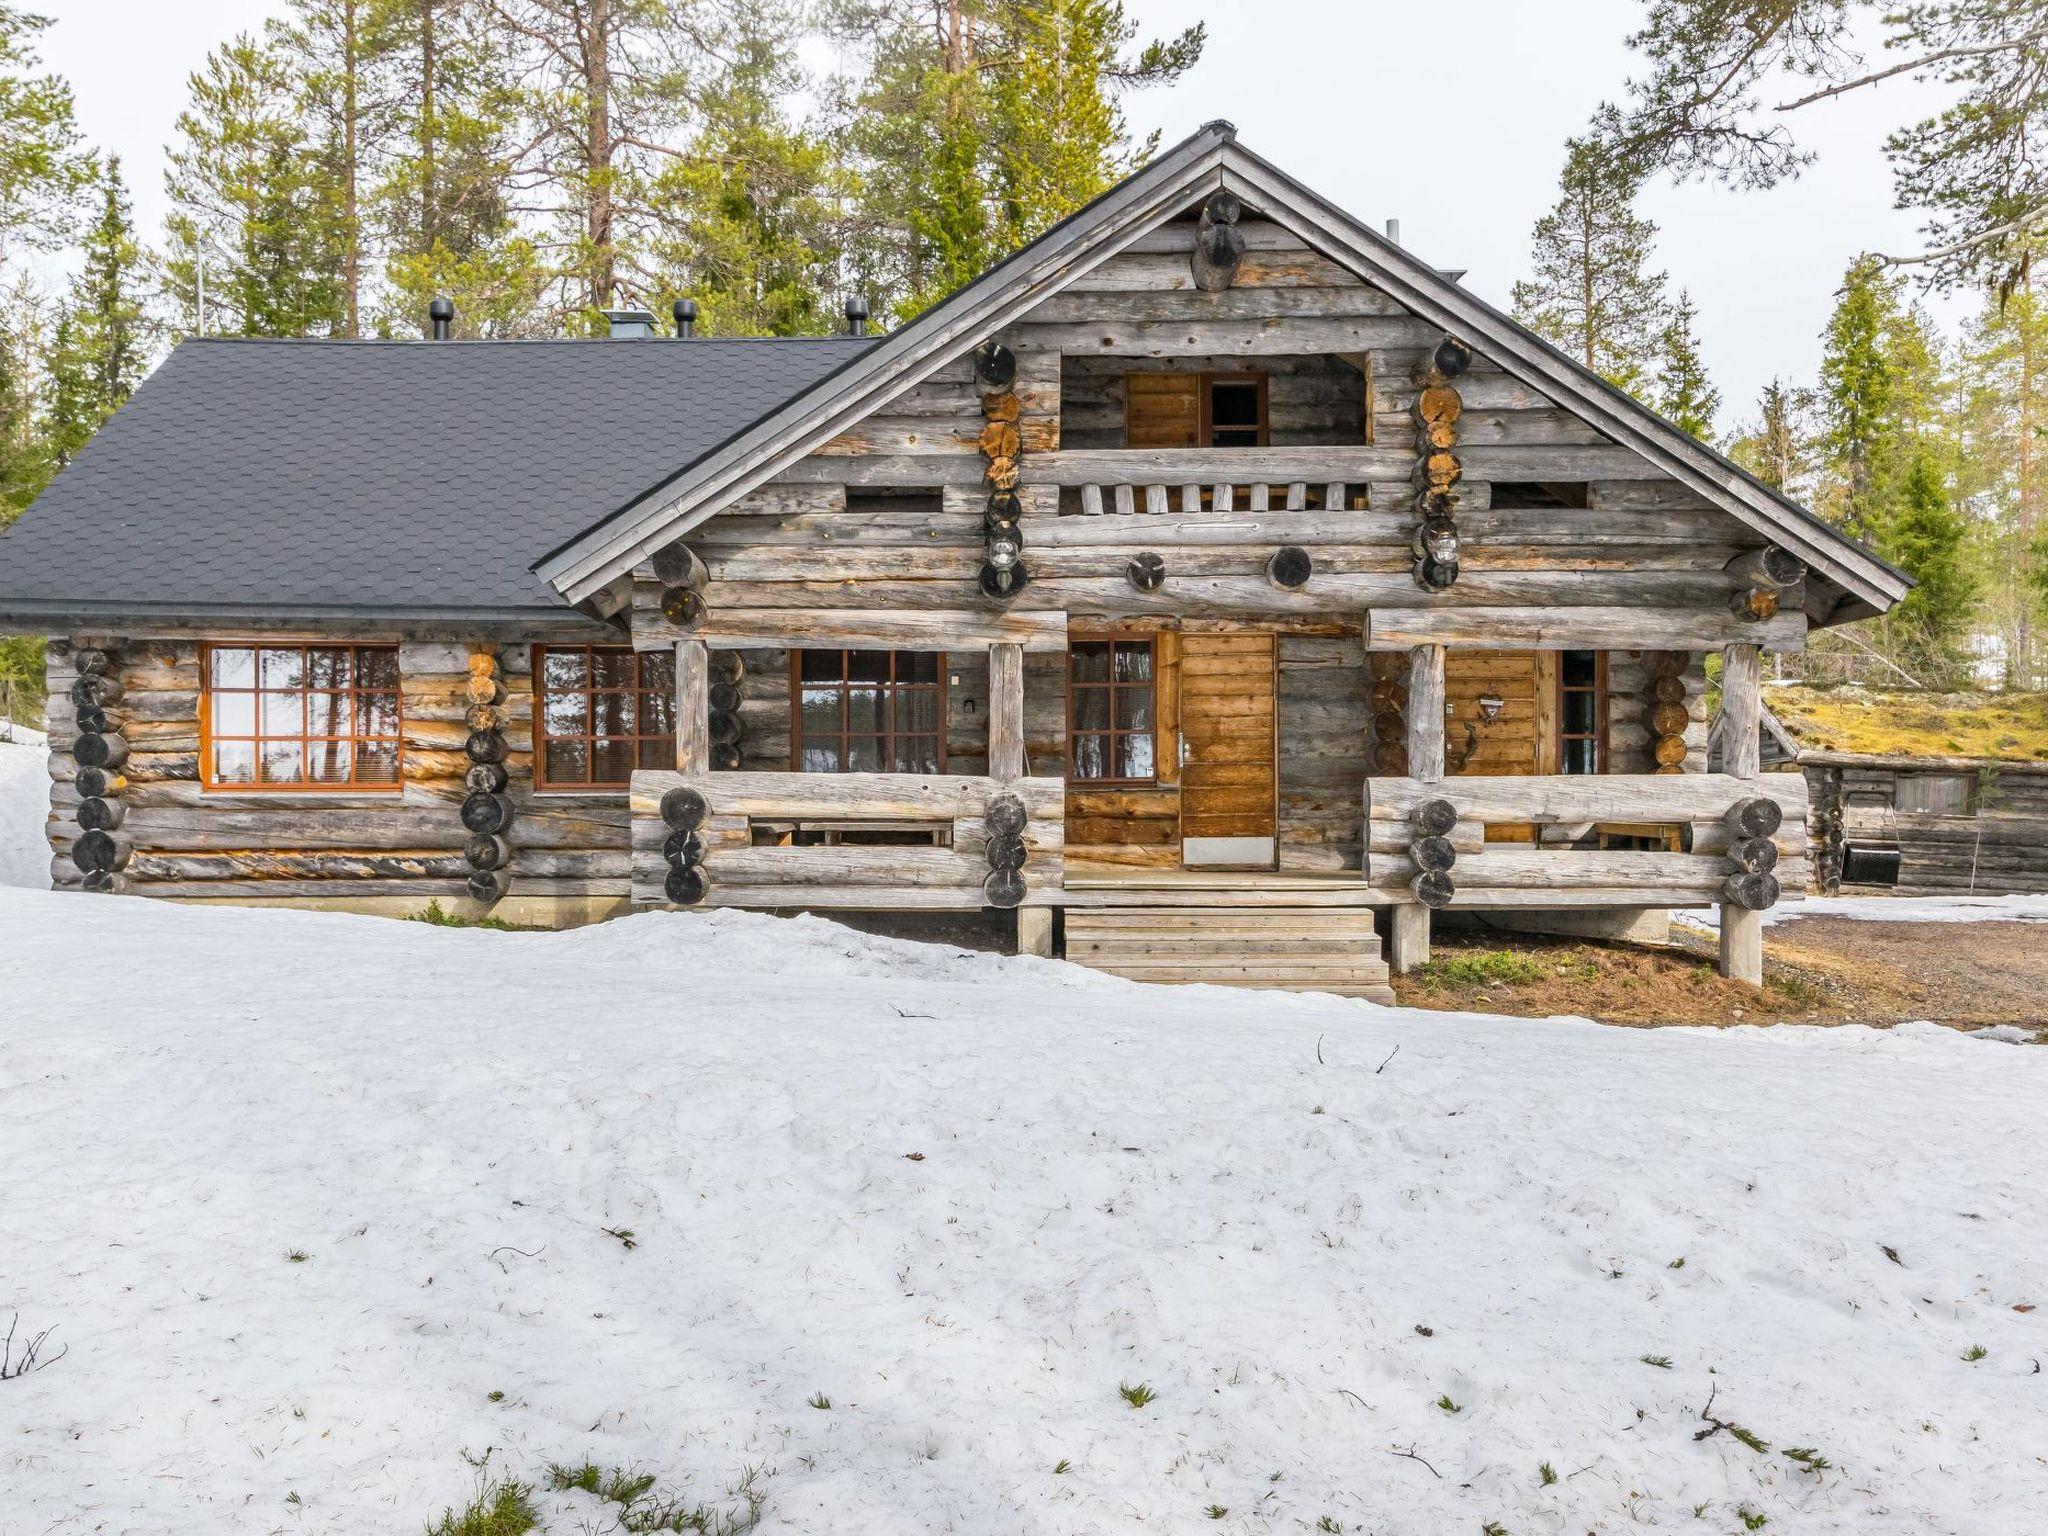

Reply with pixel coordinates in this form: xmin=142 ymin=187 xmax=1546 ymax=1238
xmin=1384 ymin=218 xmax=1401 ymax=247
xmin=428 ymin=295 xmax=454 ymax=341
xmin=844 ymin=295 xmax=869 ymax=336
xmin=672 ymin=298 xmax=698 ymax=339
xmin=600 ymin=307 xmax=658 ymax=340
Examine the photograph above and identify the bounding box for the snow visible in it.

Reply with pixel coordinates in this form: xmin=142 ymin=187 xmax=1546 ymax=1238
xmin=2 ymin=886 xmax=2043 ymax=1535
xmin=0 ymin=726 xmax=49 ymax=889
xmin=1679 ymin=892 xmax=2048 ymax=930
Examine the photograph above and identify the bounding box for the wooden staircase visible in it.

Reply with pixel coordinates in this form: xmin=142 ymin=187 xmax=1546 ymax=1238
xmin=1063 ymin=904 xmax=1395 ymax=1002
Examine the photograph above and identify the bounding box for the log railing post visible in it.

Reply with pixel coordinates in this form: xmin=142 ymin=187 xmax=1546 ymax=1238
xmin=676 ymin=638 xmax=710 ymax=774
xmin=989 ymin=642 xmax=1026 ymax=782
xmin=1717 ymin=641 xmax=1763 ymax=985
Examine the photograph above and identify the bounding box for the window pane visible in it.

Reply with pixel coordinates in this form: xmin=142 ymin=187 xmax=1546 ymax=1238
xmin=1210 ymin=381 xmax=1260 ymax=427
xmin=308 ymin=692 xmax=351 ymax=736
xmin=356 ymin=741 xmax=400 ymax=785
xmin=1071 ymin=687 xmax=1110 ymax=730
xmin=210 ymin=648 xmax=255 ymax=688
xmin=591 ymin=649 xmax=635 ymax=689
xmin=896 ymin=688 xmax=939 ymax=735
xmin=546 ymin=738 xmax=589 ymax=784
xmin=848 ymin=650 xmax=892 ymax=684
xmin=1212 ymin=428 xmax=1261 ymax=447
xmin=307 ymin=648 xmax=350 ymax=688
xmin=212 ymin=740 xmax=256 ymax=784
xmin=357 ymin=649 xmax=400 ymax=689
xmin=590 ymin=738 xmax=634 ymax=783
xmin=845 ymin=736 xmax=883 ymax=772
xmin=259 ymin=649 xmax=304 ymax=689
xmin=213 ymin=692 xmax=256 ymax=737
xmin=1070 ymin=642 xmax=1110 ymax=684
xmin=1117 ymin=732 xmax=1156 ymax=780
xmin=1563 ymin=738 xmax=1597 ymax=775
xmin=544 ymin=691 xmax=587 ymax=735
xmin=359 ymin=693 xmax=399 ymax=738
xmin=801 ymin=740 xmax=842 ymax=772
xmin=542 ymin=649 xmax=587 ymax=691
xmin=1562 ymin=650 xmax=1598 ymax=687
xmin=592 ymin=691 xmax=635 ymax=737
xmin=845 ymin=685 xmax=883 ymax=733
xmin=260 ymin=740 xmax=304 ymax=784
xmin=638 ymin=738 xmax=675 ymax=770
xmin=800 ymin=687 xmax=841 ymax=738
xmin=800 ymin=649 xmax=844 ymax=682
xmin=1114 ymin=688 xmax=1154 ymax=730
xmin=638 ymin=688 xmax=675 ymax=738
xmin=307 ymin=740 xmax=352 ymax=783
xmin=260 ymin=691 xmax=303 ymax=736
xmin=896 ymin=652 xmax=938 ymax=683
xmin=892 ymin=736 xmax=941 ymax=774
xmin=1113 ymin=643 xmax=1153 ymax=683
xmin=1563 ymin=692 xmax=1596 ymax=735
xmin=1073 ymin=733 xmax=1108 ymax=780
xmin=639 ymin=651 xmax=675 ymax=690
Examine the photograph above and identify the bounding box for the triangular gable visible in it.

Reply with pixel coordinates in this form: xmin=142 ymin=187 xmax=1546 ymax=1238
xmin=534 ymin=123 xmax=1908 ymax=620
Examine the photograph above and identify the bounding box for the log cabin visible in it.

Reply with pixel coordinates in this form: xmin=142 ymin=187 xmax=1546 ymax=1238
xmin=1710 ymin=683 xmax=2047 ymax=896
xmin=0 ymin=123 xmax=1911 ymax=998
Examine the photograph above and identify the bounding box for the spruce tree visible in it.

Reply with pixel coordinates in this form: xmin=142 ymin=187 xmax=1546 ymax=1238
xmin=46 ymin=158 xmax=147 ymax=466
xmin=1728 ymin=379 xmax=1816 ymax=497
xmin=1511 ymin=122 xmax=1670 ymax=392
xmin=163 ymin=33 xmax=349 ymax=338
xmin=1653 ymin=289 xmax=1720 ymax=438
xmin=1959 ymin=260 xmax=2047 ymax=685
xmin=1880 ymin=447 xmax=1978 ymax=678
xmin=1818 ymin=255 xmax=1948 ymax=536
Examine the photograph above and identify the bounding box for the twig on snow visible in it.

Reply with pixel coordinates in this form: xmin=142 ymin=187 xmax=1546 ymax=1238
xmin=1385 ymin=1445 xmax=1441 ymax=1478
xmin=1375 ymin=1044 xmax=1401 ymax=1075
xmin=488 ymin=1245 xmax=546 ymax=1272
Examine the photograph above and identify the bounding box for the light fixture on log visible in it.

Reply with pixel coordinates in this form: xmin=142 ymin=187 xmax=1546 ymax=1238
xmin=1191 ymin=190 xmax=1246 ymax=292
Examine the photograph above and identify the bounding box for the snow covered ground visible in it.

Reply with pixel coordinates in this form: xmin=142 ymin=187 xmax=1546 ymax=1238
xmin=2 ymin=885 xmax=2044 ymax=1535
xmin=0 ymin=726 xmax=49 ymax=889
xmin=1678 ymin=891 xmax=2048 ymax=930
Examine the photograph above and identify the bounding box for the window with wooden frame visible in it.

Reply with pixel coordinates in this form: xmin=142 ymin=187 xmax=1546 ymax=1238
xmin=200 ymin=643 xmax=403 ymax=790
xmin=1068 ymin=637 xmax=1157 ymax=783
xmin=1558 ymin=649 xmax=1607 ymax=774
xmin=792 ymin=650 xmax=945 ymax=773
xmin=1123 ymin=371 xmax=1269 ymax=448
xmin=533 ymin=644 xmax=676 ymax=789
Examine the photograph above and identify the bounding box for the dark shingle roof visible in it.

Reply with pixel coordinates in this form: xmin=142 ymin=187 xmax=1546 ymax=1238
xmin=0 ymin=334 xmax=874 ymax=622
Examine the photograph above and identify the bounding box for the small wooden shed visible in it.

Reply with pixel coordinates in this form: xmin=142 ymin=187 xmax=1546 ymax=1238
xmin=1716 ymin=684 xmax=2048 ymax=895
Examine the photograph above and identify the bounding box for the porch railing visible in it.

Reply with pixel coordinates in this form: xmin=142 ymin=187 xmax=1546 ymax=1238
xmin=630 ymin=770 xmax=1065 ymax=910
xmin=1076 ymin=481 xmax=1367 ymax=516
xmin=1365 ymin=773 xmax=1810 ymax=907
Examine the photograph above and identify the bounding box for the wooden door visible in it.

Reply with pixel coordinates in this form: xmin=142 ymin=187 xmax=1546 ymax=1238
xmin=1178 ymin=632 xmax=1277 ymax=868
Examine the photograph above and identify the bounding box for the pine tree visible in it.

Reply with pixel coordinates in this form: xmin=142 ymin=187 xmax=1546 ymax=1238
xmin=1728 ymin=379 xmax=1817 ymax=497
xmin=163 ymin=33 xmax=349 ymax=338
xmin=1653 ymin=289 xmax=1720 ymax=438
xmin=1511 ymin=122 xmax=1670 ymax=392
xmin=648 ymin=0 xmax=839 ymax=336
xmin=1958 ymin=259 xmax=2047 ymax=685
xmin=0 ymin=4 xmax=91 ymax=267
xmin=46 ymin=158 xmax=147 ymax=466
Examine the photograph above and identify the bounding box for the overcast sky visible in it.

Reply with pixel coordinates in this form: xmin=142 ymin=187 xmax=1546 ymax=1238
xmin=34 ymin=0 xmax=1972 ymax=434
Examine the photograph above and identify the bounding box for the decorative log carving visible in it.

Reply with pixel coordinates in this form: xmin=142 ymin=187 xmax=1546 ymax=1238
xmin=661 ymin=585 xmax=706 ymax=627
xmin=1126 ymin=551 xmax=1166 ymax=592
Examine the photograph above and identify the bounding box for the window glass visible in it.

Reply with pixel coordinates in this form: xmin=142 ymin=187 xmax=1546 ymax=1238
xmin=1069 ymin=637 xmax=1157 ymax=783
xmin=202 ymin=644 xmax=403 ymax=791
xmin=533 ymin=645 xmax=677 ymax=789
xmin=1557 ymin=649 xmax=1604 ymax=777
xmin=793 ymin=651 xmax=945 ymax=776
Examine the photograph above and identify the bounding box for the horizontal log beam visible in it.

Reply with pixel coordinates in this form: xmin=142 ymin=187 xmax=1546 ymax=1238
xmin=688 ymin=608 xmax=1070 ymax=652
xmin=1366 ymin=607 xmax=1807 ymax=652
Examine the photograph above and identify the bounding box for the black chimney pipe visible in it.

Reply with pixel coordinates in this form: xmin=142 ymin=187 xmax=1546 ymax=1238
xmin=428 ymin=295 xmax=454 ymax=341
xmin=672 ymin=298 xmax=698 ymax=339
xmin=844 ymin=295 xmax=869 ymax=337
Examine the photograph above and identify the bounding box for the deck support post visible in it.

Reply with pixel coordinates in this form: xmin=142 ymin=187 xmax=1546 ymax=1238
xmin=1716 ymin=641 xmax=1763 ymax=984
xmin=1393 ymin=643 xmax=1446 ymax=971
xmin=675 ymin=638 xmax=710 ymax=774
xmin=1389 ymin=902 xmax=1430 ymax=975
xmin=1017 ymin=906 xmax=1054 ymax=957
xmin=989 ymin=641 xmax=1026 ymax=781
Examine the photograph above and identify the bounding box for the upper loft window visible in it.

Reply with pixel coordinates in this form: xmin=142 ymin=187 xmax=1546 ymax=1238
xmin=1490 ymin=482 xmax=1590 ymax=509
xmin=794 ymin=650 xmax=945 ymax=774
xmin=534 ymin=645 xmax=676 ymax=790
xmin=1124 ymin=371 xmax=1269 ymax=448
xmin=201 ymin=644 xmax=402 ymax=791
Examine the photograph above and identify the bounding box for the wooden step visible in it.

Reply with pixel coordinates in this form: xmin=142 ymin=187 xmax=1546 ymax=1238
xmin=1064 ymin=903 xmax=1394 ymax=1002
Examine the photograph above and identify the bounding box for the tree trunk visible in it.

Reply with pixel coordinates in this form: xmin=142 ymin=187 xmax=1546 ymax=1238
xmin=420 ymin=0 xmax=439 ymax=257
xmin=585 ymin=0 xmax=614 ymax=312
xmin=343 ymin=0 xmax=361 ymax=338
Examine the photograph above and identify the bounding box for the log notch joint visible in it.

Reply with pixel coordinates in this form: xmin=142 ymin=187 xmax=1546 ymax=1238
xmin=660 ymin=784 xmax=709 ymax=905
xmin=1411 ymin=336 xmax=1470 ymax=592
xmin=460 ymin=647 xmax=513 ymax=903
xmin=68 ymin=645 xmax=132 ymax=893
xmin=653 ymin=539 xmax=707 ymax=631
xmin=976 ymin=341 xmax=1028 ymax=601
xmin=708 ymin=649 xmax=745 ymax=771
xmin=1368 ymin=651 xmax=1410 ymax=777
xmin=1409 ymin=796 xmax=1459 ymax=909
xmin=1725 ymin=545 xmax=1805 ymax=625
xmin=1641 ymin=650 xmax=1692 ymax=773
xmin=983 ymin=791 xmax=1028 ymax=907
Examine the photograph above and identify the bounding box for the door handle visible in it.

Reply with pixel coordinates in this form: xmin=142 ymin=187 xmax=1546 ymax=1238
xmin=1179 ymin=734 xmax=1190 ymax=768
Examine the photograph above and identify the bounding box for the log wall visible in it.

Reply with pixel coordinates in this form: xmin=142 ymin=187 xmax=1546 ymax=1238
xmin=1825 ymin=762 xmax=2048 ymax=896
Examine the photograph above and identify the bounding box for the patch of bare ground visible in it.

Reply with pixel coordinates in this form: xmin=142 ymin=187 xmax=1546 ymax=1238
xmin=1388 ymin=917 xmax=2048 ymax=1031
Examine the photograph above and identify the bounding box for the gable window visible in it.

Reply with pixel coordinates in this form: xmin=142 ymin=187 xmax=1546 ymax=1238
xmin=534 ymin=645 xmax=676 ymax=789
xmin=201 ymin=644 xmax=402 ymax=790
xmin=1124 ymin=371 xmax=1269 ymax=449
xmin=1558 ymin=649 xmax=1606 ymax=774
xmin=1068 ymin=637 xmax=1156 ymax=783
xmin=794 ymin=650 xmax=944 ymax=773
xmin=1894 ymin=773 xmax=1975 ymax=816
